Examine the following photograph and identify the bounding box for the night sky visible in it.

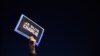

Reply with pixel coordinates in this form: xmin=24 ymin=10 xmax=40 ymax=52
xmin=1 ymin=0 xmax=96 ymax=56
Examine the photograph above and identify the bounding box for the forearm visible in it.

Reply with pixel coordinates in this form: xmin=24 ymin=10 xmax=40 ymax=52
xmin=29 ymin=36 xmax=37 ymax=56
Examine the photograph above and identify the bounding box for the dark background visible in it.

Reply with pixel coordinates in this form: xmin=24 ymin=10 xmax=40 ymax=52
xmin=1 ymin=0 xmax=96 ymax=56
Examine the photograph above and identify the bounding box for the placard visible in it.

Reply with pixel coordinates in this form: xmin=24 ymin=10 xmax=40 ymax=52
xmin=14 ymin=14 xmax=44 ymax=46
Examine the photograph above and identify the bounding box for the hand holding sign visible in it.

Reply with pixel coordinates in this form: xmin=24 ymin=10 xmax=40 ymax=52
xmin=14 ymin=14 xmax=45 ymax=46
xmin=29 ymin=36 xmax=36 ymax=55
